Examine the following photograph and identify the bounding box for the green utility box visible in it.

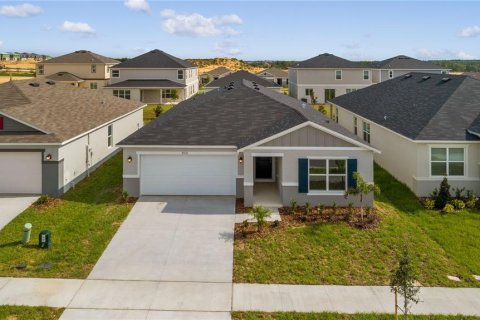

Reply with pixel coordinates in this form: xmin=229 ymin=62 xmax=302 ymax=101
xmin=39 ymin=230 xmax=51 ymax=249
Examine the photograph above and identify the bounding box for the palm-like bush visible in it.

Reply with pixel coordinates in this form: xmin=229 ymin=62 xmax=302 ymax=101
xmin=250 ymin=206 xmax=272 ymax=231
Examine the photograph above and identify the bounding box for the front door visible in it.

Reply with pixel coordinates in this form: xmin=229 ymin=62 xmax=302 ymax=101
xmin=277 ymin=78 xmax=283 ymax=86
xmin=255 ymin=157 xmax=274 ymax=181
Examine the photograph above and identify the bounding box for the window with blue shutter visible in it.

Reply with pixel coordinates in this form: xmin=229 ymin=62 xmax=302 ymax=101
xmin=298 ymin=158 xmax=308 ymax=193
xmin=347 ymin=159 xmax=358 ymax=188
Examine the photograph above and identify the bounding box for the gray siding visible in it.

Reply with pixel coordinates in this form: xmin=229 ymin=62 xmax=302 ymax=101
xmin=1 ymin=116 xmax=39 ymax=132
xmin=261 ymin=125 xmax=354 ymax=147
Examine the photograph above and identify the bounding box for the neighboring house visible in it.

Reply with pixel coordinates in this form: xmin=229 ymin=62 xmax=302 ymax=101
xmin=204 ymin=70 xmax=281 ymax=93
xmin=200 ymin=67 xmax=232 ymax=84
xmin=0 ymin=52 xmax=21 ymax=61
xmin=104 ymin=49 xmax=199 ymax=104
xmin=463 ymin=72 xmax=480 ymax=80
xmin=119 ymin=80 xmax=378 ymax=207
xmin=0 ymin=79 xmax=144 ymax=196
xmin=289 ymin=53 xmax=448 ymax=103
xmin=256 ymin=67 xmax=289 ymax=86
xmin=330 ymin=73 xmax=480 ymax=197
xmin=36 ymin=50 xmax=119 ymax=89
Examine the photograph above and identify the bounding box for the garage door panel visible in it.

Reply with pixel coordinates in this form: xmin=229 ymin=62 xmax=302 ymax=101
xmin=0 ymin=152 xmax=42 ymax=194
xmin=140 ymin=155 xmax=236 ymax=196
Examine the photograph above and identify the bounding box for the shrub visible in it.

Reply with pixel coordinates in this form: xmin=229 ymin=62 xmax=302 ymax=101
xmin=34 ymin=195 xmax=49 ymax=205
xmin=250 ymin=206 xmax=272 ymax=231
xmin=154 ymin=105 xmax=162 ymax=117
xmin=451 ymin=199 xmax=465 ymax=210
xmin=453 ymin=187 xmax=466 ymax=200
xmin=272 ymin=220 xmax=280 ymax=228
xmin=434 ymin=177 xmax=451 ymax=209
xmin=466 ymin=191 xmax=477 ymax=210
xmin=423 ymin=198 xmax=435 ymax=210
xmin=317 ymin=204 xmax=324 ymax=214
xmin=290 ymin=199 xmax=298 ymax=214
xmin=305 ymin=202 xmax=311 ymax=215
xmin=122 ymin=190 xmax=129 ymax=202
xmin=242 ymin=219 xmax=249 ymax=229
xmin=332 ymin=202 xmax=337 ymax=215
xmin=442 ymin=203 xmax=455 ymax=214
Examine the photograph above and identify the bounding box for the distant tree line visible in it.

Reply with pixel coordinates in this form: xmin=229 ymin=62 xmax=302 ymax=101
xmin=248 ymin=60 xmax=298 ymax=69
xmin=429 ymin=60 xmax=480 ymax=72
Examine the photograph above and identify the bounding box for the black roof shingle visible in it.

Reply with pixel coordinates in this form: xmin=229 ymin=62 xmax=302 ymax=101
xmin=205 ymin=70 xmax=280 ymax=88
xmin=113 ymin=49 xmax=196 ymax=69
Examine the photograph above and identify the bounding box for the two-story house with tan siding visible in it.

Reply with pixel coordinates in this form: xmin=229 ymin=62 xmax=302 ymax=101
xmin=330 ymin=73 xmax=480 ymax=197
xmin=103 ymin=50 xmax=199 ymax=104
xmin=36 ymin=50 xmax=119 ymax=89
xmin=289 ymin=53 xmax=448 ymax=104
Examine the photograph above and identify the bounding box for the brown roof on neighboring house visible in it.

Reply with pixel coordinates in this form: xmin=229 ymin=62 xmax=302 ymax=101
xmin=257 ymin=67 xmax=288 ymax=78
xmin=463 ymin=72 xmax=480 ymax=80
xmin=0 ymin=80 xmax=144 ymax=144
xmin=46 ymin=72 xmax=85 ymax=82
xmin=41 ymin=50 xmax=119 ymax=64
xmin=203 ymin=67 xmax=232 ymax=77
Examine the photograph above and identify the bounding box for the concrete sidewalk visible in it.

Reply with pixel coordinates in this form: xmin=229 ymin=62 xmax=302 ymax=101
xmin=2 ymin=278 xmax=480 ymax=316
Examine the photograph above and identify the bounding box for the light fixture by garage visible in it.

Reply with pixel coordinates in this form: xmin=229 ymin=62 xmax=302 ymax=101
xmin=127 ymin=156 xmax=133 ymax=163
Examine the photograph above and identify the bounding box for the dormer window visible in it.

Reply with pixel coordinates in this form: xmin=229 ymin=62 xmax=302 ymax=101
xmin=178 ymin=69 xmax=184 ymax=80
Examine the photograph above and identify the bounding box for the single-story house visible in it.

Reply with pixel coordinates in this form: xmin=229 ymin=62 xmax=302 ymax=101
xmin=256 ymin=67 xmax=289 ymax=86
xmin=119 ymin=80 xmax=379 ymax=207
xmin=0 ymin=79 xmax=144 ymax=196
xmin=200 ymin=67 xmax=232 ymax=84
xmin=204 ymin=70 xmax=281 ymax=93
xmin=330 ymin=73 xmax=480 ymax=197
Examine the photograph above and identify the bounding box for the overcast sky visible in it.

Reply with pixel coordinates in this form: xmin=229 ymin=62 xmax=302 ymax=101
xmin=0 ymin=0 xmax=479 ymax=61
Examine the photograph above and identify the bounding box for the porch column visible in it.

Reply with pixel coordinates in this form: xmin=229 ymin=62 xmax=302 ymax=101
xmin=160 ymin=89 xmax=163 ymax=104
xmin=244 ymin=151 xmax=254 ymax=207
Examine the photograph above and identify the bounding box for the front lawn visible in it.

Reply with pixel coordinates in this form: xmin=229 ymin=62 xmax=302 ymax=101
xmin=143 ymin=104 xmax=174 ymax=124
xmin=0 ymin=306 xmax=63 ymax=320
xmin=234 ymin=164 xmax=480 ymax=287
xmin=0 ymin=153 xmax=134 ymax=278
xmin=233 ymin=312 xmax=480 ymax=320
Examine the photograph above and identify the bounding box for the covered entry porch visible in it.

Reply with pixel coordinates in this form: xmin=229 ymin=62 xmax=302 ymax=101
xmin=140 ymin=88 xmax=186 ymax=104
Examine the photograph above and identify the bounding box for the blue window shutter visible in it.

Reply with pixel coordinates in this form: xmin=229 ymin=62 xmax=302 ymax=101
xmin=347 ymin=159 xmax=358 ymax=188
xmin=298 ymin=158 xmax=308 ymax=193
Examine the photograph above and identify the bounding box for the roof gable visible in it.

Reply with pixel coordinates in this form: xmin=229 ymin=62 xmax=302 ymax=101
xmin=113 ymin=49 xmax=196 ymax=69
xmin=293 ymin=53 xmax=366 ymax=69
xmin=257 ymin=68 xmax=288 ymax=78
xmin=42 ymin=50 xmax=119 ymax=64
xmin=206 ymin=70 xmax=280 ymax=88
xmin=373 ymin=55 xmax=444 ymax=70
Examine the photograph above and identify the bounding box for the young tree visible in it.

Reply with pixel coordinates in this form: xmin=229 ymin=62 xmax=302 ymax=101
xmin=250 ymin=206 xmax=272 ymax=232
xmin=435 ymin=177 xmax=451 ymax=209
xmin=309 ymin=90 xmax=317 ymax=105
xmin=390 ymin=246 xmax=420 ymax=318
xmin=344 ymin=172 xmax=380 ymax=222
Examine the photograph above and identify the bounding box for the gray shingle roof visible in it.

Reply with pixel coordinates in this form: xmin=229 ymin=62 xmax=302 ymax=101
xmin=113 ymin=50 xmax=196 ymax=69
xmin=205 ymin=70 xmax=280 ymax=88
xmin=105 ymin=79 xmax=185 ymax=88
xmin=119 ymin=79 xmax=372 ymax=149
xmin=42 ymin=50 xmax=119 ymax=64
xmin=0 ymin=80 xmax=144 ymax=144
xmin=257 ymin=68 xmax=288 ymax=78
xmin=463 ymin=72 xmax=480 ymax=80
xmin=46 ymin=72 xmax=84 ymax=82
xmin=331 ymin=73 xmax=480 ymax=141
xmin=293 ymin=53 xmax=366 ymax=69
xmin=203 ymin=67 xmax=232 ymax=77
xmin=371 ymin=55 xmax=445 ymax=70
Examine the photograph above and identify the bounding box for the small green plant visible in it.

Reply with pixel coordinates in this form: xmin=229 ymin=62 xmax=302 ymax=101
xmin=305 ymin=202 xmax=311 ymax=215
xmin=290 ymin=199 xmax=298 ymax=214
xmin=435 ymin=177 xmax=451 ymax=209
xmin=332 ymin=201 xmax=338 ymax=215
xmin=453 ymin=187 xmax=466 ymax=200
xmin=242 ymin=219 xmax=249 ymax=229
xmin=423 ymin=198 xmax=435 ymax=210
xmin=442 ymin=203 xmax=455 ymax=214
xmin=154 ymin=105 xmax=162 ymax=117
xmin=466 ymin=190 xmax=477 ymax=209
xmin=250 ymin=206 xmax=272 ymax=231
xmin=348 ymin=202 xmax=354 ymax=217
xmin=34 ymin=195 xmax=49 ymax=205
xmin=451 ymin=199 xmax=465 ymax=210
xmin=122 ymin=190 xmax=129 ymax=202
xmin=272 ymin=220 xmax=280 ymax=228
xmin=317 ymin=204 xmax=324 ymax=214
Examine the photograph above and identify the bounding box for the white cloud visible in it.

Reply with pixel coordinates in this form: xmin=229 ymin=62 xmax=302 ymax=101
xmin=160 ymin=9 xmax=242 ymax=37
xmin=61 ymin=21 xmax=96 ymax=34
xmin=459 ymin=25 xmax=480 ymax=38
xmin=124 ymin=0 xmax=150 ymax=14
xmin=0 ymin=3 xmax=42 ymax=17
xmin=214 ymin=41 xmax=241 ymax=56
xmin=416 ymin=48 xmax=476 ymax=60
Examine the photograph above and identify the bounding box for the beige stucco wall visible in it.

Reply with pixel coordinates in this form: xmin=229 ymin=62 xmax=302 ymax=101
xmin=294 ymin=69 xmax=373 ymax=86
xmin=37 ymin=63 xmax=115 ymax=81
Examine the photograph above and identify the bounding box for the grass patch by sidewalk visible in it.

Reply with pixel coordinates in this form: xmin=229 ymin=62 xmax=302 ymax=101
xmin=0 ymin=306 xmax=63 ymax=320
xmin=0 ymin=153 xmax=133 ymax=279
xmin=232 ymin=312 xmax=480 ymax=320
xmin=143 ymin=104 xmax=174 ymax=124
xmin=234 ymin=164 xmax=480 ymax=287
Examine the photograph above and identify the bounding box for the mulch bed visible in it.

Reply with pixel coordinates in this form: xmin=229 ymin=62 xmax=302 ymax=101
xmin=32 ymin=197 xmax=62 ymax=210
xmin=235 ymin=205 xmax=380 ymax=240
xmin=236 ymin=198 xmax=252 ymax=214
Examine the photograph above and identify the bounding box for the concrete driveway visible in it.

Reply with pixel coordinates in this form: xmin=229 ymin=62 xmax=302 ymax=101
xmin=0 ymin=195 xmax=38 ymax=231
xmin=88 ymin=196 xmax=235 ymax=282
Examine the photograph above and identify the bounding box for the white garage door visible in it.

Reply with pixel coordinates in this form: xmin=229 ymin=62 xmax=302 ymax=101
xmin=140 ymin=154 xmax=236 ymax=196
xmin=0 ymin=152 xmax=42 ymax=194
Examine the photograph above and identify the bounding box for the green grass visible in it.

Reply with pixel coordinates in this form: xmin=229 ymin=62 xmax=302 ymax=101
xmin=234 ymin=164 xmax=480 ymax=287
xmin=143 ymin=104 xmax=174 ymax=124
xmin=233 ymin=312 xmax=480 ymax=320
xmin=0 ymin=306 xmax=63 ymax=320
xmin=0 ymin=72 xmax=35 ymax=77
xmin=0 ymin=153 xmax=133 ymax=278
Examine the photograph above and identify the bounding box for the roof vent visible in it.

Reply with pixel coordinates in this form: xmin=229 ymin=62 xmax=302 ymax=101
xmin=29 ymin=82 xmax=40 ymax=87
xmin=442 ymin=77 xmax=451 ymax=82
xmin=422 ymin=75 xmax=431 ymax=80
xmin=404 ymin=74 xmax=412 ymax=79
xmin=46 ymin=80 xmax=55 ymax=85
